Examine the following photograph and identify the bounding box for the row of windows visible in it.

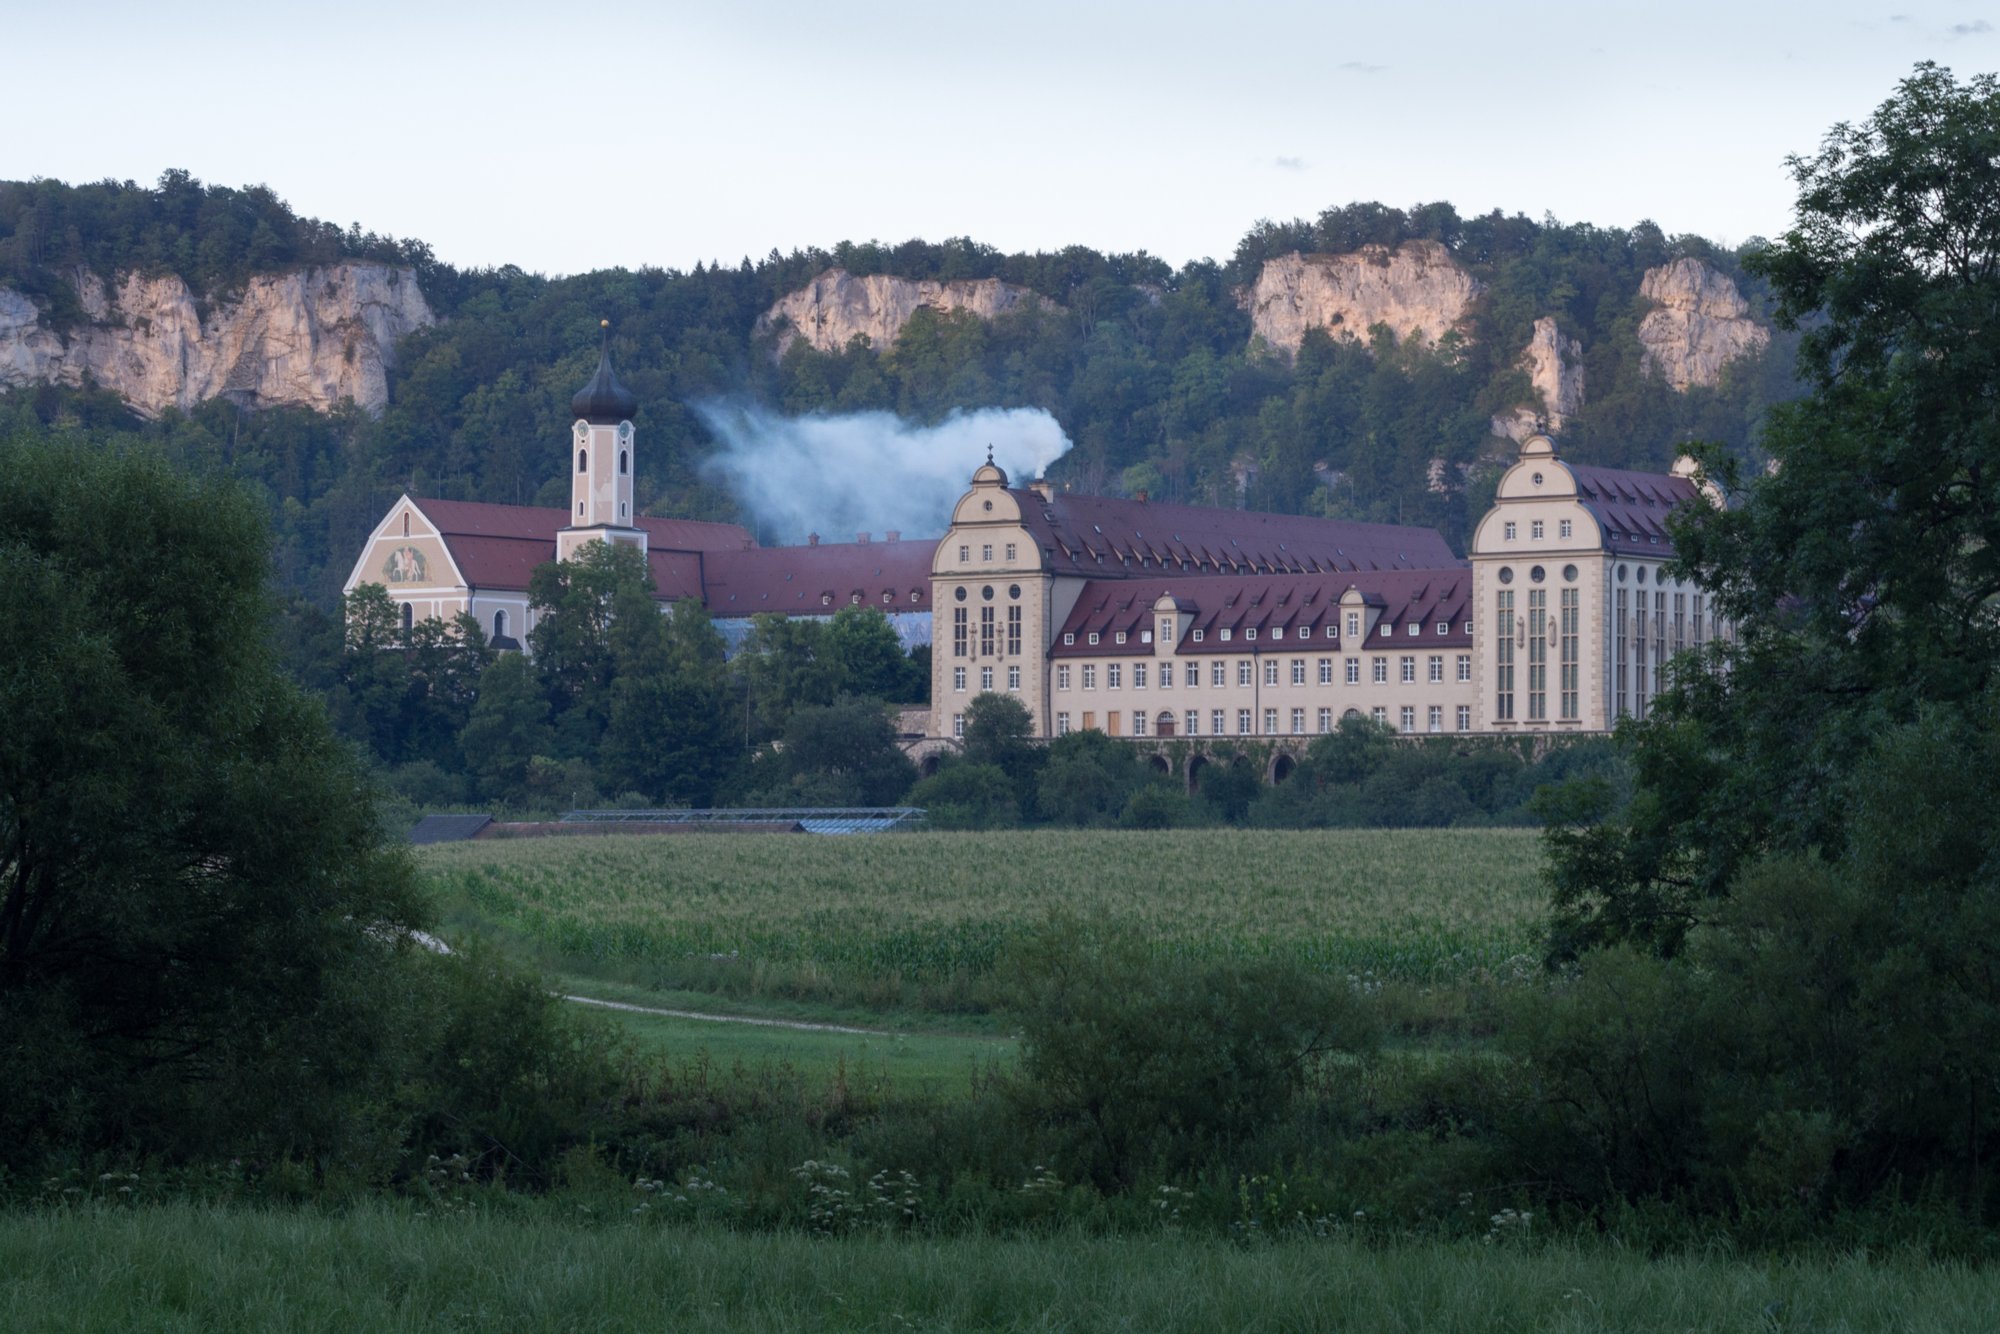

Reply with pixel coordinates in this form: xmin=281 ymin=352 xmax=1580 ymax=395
xmin=1054 ymin=655 xmax=1472 ymax=691
xmin=950 ymin=605 xmax=1023 ymax=658
xmin=1048 ymin=704 xmax=1476 ymax=737
xmin=1061 ymin=616 xmax=1467 ymax=648
xmin=1501 ymin=518 xmax=1573 ymax=541
xmin=951 ymin=666 xmax=1024 ymax=693
xmin=957 ymin=542 xmax=1018 ymax=563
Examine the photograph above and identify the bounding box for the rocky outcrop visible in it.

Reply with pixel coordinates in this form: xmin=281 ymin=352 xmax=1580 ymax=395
xmin=1637 ymin=258 xmax=1768 ymax=391
xmin=0 ymin=262 xmax=434 ymax=416
xmin=1492 ymin=316 xmax=1587 ymax=442
xmin=1246 ymin=241 xmax=1480 ymax=354
xmin=758 ymin=269 xmax=1051 ymax=356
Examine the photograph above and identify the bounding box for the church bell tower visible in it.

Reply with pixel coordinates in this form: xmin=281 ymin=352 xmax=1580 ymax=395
xmin=557 ymin=320 xmax=646 ymax=562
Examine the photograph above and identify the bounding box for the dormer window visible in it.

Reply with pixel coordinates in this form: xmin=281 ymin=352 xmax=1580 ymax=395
xmin=1220 ymin=628 xmax=1232 ymax=642
xmin=1436 ymin=621 xmax=1448 ymax=635
xmin=1346 ymin=613 xmax=1360 ymax=638
xmin=1298 ymin=627 xmax=1309 ymax=640
xmin=1325 ymin=625 xmax=1336 ymax=638
xmin=1407 ymin=623 xmax=1419 ymax=637
xmin=1140 ymin=630 xmax=1152 ymax=644
xmin=1192 ymin=629 xmax=1204 ymax=643
xmin=1244 ymin=628 xmax=1257 ymax=641
xmin=1115 ymin=632 xmax=1127 ymax=645
xmin=1088 ymin=632 xmax=1100 ymax=645
xmin=1063 ymin=632 xmax=1074 ymax=645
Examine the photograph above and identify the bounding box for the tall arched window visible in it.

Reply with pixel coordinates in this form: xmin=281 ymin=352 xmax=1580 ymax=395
xmin=493 ymin=609 xmax=508 ymax=640
xmin=400 ymin=603 xmax=413 ymax=633
xmin=577 ymin=449 xmax=588 ymax=473
xmin=402 ymin=512 xmax=409 ymax=537
xmin=619 ymin=449 xmax=629 ymax=475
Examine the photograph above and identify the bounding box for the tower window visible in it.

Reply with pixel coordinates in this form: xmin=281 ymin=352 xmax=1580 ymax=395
xmin=577 ymin=449 xmax=588 ymax=473
xmin=619 ymin=450 xmax=629 ymax=475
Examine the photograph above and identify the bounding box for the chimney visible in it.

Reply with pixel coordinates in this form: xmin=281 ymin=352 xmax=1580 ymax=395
xmin=884 ymin=530 xmax=900 ymax=543
xmin=1030 ymin=478 xmax=1054 ymax=502
xmin=807 ymin=532 xmax=820 ymax=547
xmin=856 ymin=532 xmax=871 ymax=544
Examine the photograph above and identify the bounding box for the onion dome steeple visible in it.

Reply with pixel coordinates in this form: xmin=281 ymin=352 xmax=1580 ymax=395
xmin=571 ymin=319 xmax=639 ymax=424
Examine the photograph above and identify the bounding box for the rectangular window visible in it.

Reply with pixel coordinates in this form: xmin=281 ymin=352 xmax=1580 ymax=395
xmin=957 ymin=545 xmax=969 ymax=562
xmin=1427 ymin=654 xmax=1443 ymax=683
xmin=981 ymin=544 xmax=992 ymax=561
xmin=1504 ymin=521 xmax=1517 ymax=540
xmin=1133 ymin=663 xmax=1148 ymax=689
xmin=1056 ymin=665 xmax=1071 ymax=690
xmin=1616 ymin=587 xmax=1629 ymax=717
xmin=1531 ymin=520 xmax=1544 ymax=539
xmin=1264 ymin=660 xmax=1280 ymax=687
xmin=1371 ymin=706 xmax=1386 ymax=725
xmin=1186 ymin=710 xmax=1199 ymax=736
xmin=1318 ymin=657 xmax=1333 ymax=685
xmin=1400 ymin=655 xmax=1415 ymax=684
xmin=1107 ymin=664 xmax=1122 ymax=689
xmin=1056 ymin=712 xmax=1071 ymax=735
xmin=1290 ymin=658 xmax=1306 ymax=685
xmin=1428 ymin=705 xmax=1443 ymax=733
xmin=1082 ymin=664 xmax=1097 ymax=690
xmin=1263 ymin=708 xmax=1279 ymax=735
xmin=1527 ymin=588 xmax=1547 ymax=721
xmin=1238 ymin=661 xmax=1253 ymax=687
xmin=1345 ymin=611 xmax=1361 ymax=639
xmin=1400 ymin=706 xmax=1415 ymax=733
xmin=1371 ymin=657 xmax=1387 ymax=684
xmin=1088 ymin=632 xmax=1099 ymax=645
xmin=1133 ymin=712 xmax=1148 ymax=737
xmin=1456 ymin=704 xmax=1471 ymax=731
xmin=1290 ymin=708 xmax=1305 ymax=734
xmin=1559 ymin=519 xmax=1573 ymax=539
xmin=1634 ymin=596 xmax=1648 ymax=720
xmin=1456 ymin=653 xmax=1471 ymax=682
xmin=1693 ymin=595 xmax=1706 ymax=650
xmin=1007 ymin=665 xmax=1021 ymax=691
xmin=1560 ymin=588 xmax=1579 ymax=720
xmin=1159 ymin=664 xmax=1172 ymax=691
xmin=1317 ymin=707 xmax=1333 ymax=732
xmin=1237 ymin=709 xmax=1253 ymax=736
xmin=1212 ymin=661 xmax=1227 ymax=687
xmin=1212 ymin=709 xmax=1227 ymax=735
xmin=952 ymin=712 xmax=965 ymax=738
xmin=1005 ymin=543 xmax=1016 ymax=561
xmin=1655 ymin=591 xmax=1667 ymax=694
xmin=1186 ymin=663 xmax=1199 ymax=687
xmin=980 ymin=666 xmax=993 ymax=691
xmin=1495 ymin=589 xmax=1515 ymax=721
xmin=1345 ymin=657 xmax=1360 ymax=685
xmin=980 ymin=606 xmax=995 ymax=656
xmin=1007 ymin=605 xmax=1022 ymax=656
xmin=953 ymin=607 xmax=967 ymax=657
xmin=953 ymin=667 xmax=967 ymax=692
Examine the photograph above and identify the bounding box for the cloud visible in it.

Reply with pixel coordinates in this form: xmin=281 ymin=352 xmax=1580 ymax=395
xmin=1273 ymin=155 xmax=1308 ymax=171
xmin=1949 ymin=19 xmax=1992 ymax=35
xmin=695 ymin=402 xmax=1073 ymax=545
xmin=1337 ymin=60 xmax=1385 ymax=74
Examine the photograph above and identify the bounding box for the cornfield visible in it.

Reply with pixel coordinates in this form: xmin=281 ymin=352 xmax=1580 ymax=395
xmin=421 ymin=829 xmax=1548 ymax=983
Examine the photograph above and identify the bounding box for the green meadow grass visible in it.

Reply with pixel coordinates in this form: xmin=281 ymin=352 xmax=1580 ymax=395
xmin=4 ymin=1203 xmax=1993 ymax=1332
xmin=424 ymin=828 xmax=1548 ymax=986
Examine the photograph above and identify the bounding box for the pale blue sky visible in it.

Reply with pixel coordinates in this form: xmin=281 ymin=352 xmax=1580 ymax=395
xmin=7 ymin=2 xmax=1994 ymax=274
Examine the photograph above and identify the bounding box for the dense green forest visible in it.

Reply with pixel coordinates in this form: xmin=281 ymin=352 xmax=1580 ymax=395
xmin=1 ymin=174 xmax=1798 ymax=607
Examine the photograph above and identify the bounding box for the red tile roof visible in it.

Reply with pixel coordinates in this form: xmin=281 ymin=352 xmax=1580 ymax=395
xmin=1050 ymin=567 xmax=1474 ymax=657
xmin=409 ymin=498 xmax=752 ymax=594
xmin=1010 ymin=490 xmax=1455 ymax=577
xmin=1567 ymin=465 xmax=1700 ymax=558
xmin=702 ymin=540 xmax=936 ymax=617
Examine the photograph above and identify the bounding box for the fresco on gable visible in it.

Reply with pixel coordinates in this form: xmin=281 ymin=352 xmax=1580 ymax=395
xmin=382 ymin=546 xmax=429 ymax=583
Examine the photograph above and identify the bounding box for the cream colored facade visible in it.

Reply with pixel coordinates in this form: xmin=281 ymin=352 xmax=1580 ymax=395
xmin=344 ymin=496 xmax=536 ymax=645
xmin=927 ymin=435 xmax=1722 ymax=745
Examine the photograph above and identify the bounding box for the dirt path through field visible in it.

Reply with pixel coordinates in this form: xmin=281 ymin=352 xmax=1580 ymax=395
xmin=559 ymin=994 xmax=891 ymax=1036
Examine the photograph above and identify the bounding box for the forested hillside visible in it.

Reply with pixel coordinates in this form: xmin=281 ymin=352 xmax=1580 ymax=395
xmin=1 ymin=174 xmax=1798 ymax=603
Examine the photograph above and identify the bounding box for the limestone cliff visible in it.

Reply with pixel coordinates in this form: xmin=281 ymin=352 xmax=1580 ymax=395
xmin=1492 ymin=317 xmax=1586 ymax=442
xmin=0 ymin=262 xmax=434 ymax=416
xmin=758 ymin=269 xmax=1051 ymax=356
xmin=1636 ymin=258 xmax=1768 ymax=391
xmin=1246 ymin=241 xmax=1480 ymax=354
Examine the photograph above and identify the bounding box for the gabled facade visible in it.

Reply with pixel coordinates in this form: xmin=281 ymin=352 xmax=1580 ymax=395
xmin=927 ymin=434 xmax=1726 ymax=743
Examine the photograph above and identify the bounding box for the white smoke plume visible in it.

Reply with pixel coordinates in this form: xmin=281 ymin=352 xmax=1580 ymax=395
xmin=695 ymin=402 xmax=1072 ymax=545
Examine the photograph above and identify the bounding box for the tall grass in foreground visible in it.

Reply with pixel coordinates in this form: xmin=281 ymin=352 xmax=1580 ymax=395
xmin=423 ymin=829 xmax=1547 ymax=989
xmin=3 ymin=1203 xmax=1992 ymax=1332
